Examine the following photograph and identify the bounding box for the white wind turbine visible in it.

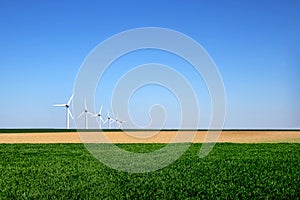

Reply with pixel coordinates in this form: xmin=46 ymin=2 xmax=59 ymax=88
xmin=77 ymin=100 xmax=93 ymax=129
xmin=114 ymin=114 xmax=126 ymax=129
xmin=53 ymin=94 xmax=74 ymax=129
xmin=103 ymin=110 xmax=114 ymax=129
xmin=94 ymin=105 xmax=105 ymax=129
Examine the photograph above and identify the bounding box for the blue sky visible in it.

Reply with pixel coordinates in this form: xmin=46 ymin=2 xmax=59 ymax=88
xmin=0 ymin=0 xmax=299 ymax=129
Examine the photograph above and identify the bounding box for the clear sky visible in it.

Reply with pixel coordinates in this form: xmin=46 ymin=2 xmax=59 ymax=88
xmin=0 ymin=0 xmax=299 ymax=129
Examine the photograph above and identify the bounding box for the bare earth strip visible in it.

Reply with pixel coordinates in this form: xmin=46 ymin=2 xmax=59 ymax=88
xmin=0 ymin=131 xmax=299 ymax=144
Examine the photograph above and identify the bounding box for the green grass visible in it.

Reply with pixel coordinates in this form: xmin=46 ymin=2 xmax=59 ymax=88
xmin=0 ymin=143 xmax=299 ymax=199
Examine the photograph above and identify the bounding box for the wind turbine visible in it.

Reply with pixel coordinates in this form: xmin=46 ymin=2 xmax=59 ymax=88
xmin=114 ymin=114 xmax=126 ymax=129
xmin=53 ymin=94 xmax=74 ymax=129
xmin=103 ymin=110 xmax=114 ymax=129
xmin=77 ymin=100 xmax=93 ymax=129
xmin=118 ymin=119 xmax=126 ymax=129
xmin=94 ymin=105 xmax=105 ymax=128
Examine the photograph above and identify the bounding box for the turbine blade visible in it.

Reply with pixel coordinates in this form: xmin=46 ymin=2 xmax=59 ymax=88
xmin=100 ymin=117 xmax=105 ymax=123
xmin=99 ymin=105 xmax=103 ymax=114
xmin=84 ymin=99 xmax=87 ymax=110
xmin=53 ymin=104 xmax=65 ymax=107
xmin=67 ymin=93 xmax=74 ymax=105
xmin=68 ymin=109 xmax=74 ymax=119
xmin=77 ymin=112 xmax=85 ymax=119
xmin=87 ymin=112 xmax=94 ymax=116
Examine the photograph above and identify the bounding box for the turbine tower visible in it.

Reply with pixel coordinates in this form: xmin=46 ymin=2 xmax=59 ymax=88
xmin=53 ymin=94 xmax=74 ymax=129
xmin=77 ymin=100 xmax=92 ymax=129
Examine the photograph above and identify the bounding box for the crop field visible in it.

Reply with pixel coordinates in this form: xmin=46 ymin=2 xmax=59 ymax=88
xmin=0 ymin=130 xmax=299 ymax=143
xmin=0 ymin=143 xmax=299 ymax=199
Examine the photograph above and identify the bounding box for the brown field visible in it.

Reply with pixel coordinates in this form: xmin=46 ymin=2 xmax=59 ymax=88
xmin=0 ymin=130 xmax=299 ymax=144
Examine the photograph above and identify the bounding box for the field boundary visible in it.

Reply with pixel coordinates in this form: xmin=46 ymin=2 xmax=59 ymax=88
xmin=1 ymin=129 xmax=300 ymax=133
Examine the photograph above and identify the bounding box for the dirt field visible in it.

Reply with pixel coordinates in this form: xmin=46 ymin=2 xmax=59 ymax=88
xmin=0 ymin=130 xmax=299 ymax=143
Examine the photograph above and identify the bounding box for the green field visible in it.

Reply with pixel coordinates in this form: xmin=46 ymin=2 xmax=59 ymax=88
xmin=0 ymin=143 xmax=299 ymax=199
